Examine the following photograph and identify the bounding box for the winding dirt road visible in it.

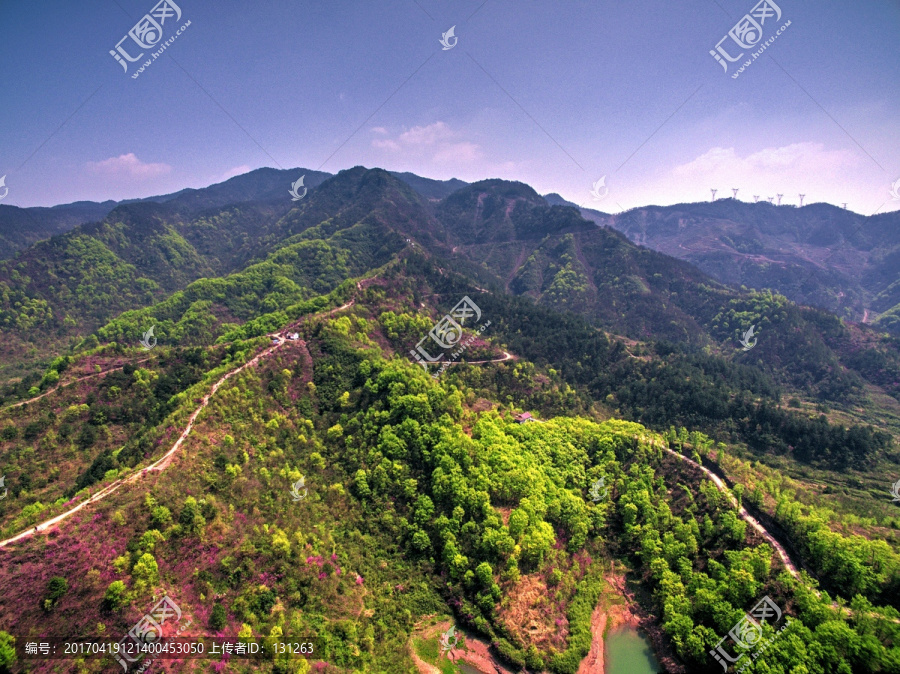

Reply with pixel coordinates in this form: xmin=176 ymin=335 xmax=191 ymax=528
xmin=0 ymin=301 xmax=354 ymax=549
xmin=1 ymin=359 xmax=153 ymax=412
xmin=639 ymin=435 xmax=800 ymax=579
xmin=1 ymin=304 xmax=804 ymax=605
xmin=671 ymin=448 xmax=799 ymax=578
xmin=451 ymin=350 xmax=515 ymax=366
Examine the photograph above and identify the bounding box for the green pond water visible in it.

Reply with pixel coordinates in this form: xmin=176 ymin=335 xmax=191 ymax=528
xmin=605 ymin=625 xmax=662 ymax=674
xmin=456 ymin=663 xmax=484 ymax=674
xmin=450 ymin=624 xmax=661 ymax=674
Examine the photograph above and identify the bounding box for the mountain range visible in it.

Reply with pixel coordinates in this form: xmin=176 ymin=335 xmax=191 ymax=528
xmin=2 ymin=166 xmax=900 ymax=673
xmin=9 ymin=172 xmax=900 ymax=339
xmin=546 ymin=194 xmax=900 ymax=332
xmin=4 ymin=167 xmax=900 ymax=412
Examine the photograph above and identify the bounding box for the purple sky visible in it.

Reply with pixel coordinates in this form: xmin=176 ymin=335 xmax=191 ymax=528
xmin=1 ymin=0 xmax=898 ymax=213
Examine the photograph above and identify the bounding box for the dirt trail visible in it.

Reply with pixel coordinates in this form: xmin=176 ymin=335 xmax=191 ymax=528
xmin=505 ymin=245 xmax=529 ymax=293
xmin=2 ymin=359 xmax=153 ymax=412
xmin=452 ymin=351 xmax=515 ymax=366
xmin=577 ymin=607 xmax=607 ymax=674
xmin=0 ymin=301 xmax=354 ymax=549
xmin=653 ymin=438 xmax=900 ymax=626
xmin=673 ymin=447 xmax=799 ymax=577
xmin=646 ymin=437 xmax=800 ymax=578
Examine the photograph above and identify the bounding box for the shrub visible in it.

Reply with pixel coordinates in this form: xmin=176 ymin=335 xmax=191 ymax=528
xmin=252 ymin=588 xmax=276 ymax=616
xmin=548 ymin=568 xmax=563 ymax=587
xmin=23 ymin=420 xmax=45 ymax=440
xmin=475 ymin=562 xmax=493 ymax=587
xmin=47 ymin=576 xmax=68 ymax=600
xmin=209 ymin=603 xmax=227 ymax=631
xmin=150 ymin=505 xmax=172 ymax=529
xmin=103 ymin=581 xmax=127 ymax=611
xmin=131 ymin=554 xmax=159 ymax=593
xmin=77 ymin=425 xmax=97 ymax=449
xmin=42 ymin=576 xmax=69 ymax=612
xmin=179 ymin=497 xmax=206 ymax=535
xmin=0 ymin=630 xmax=15 ymax=672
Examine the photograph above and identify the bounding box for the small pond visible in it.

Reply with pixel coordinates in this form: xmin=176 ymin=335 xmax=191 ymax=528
xmin=605 ymin=624 xmax=662 ymax=674
xmin=456 ymin=663 xmax=486 ymax=674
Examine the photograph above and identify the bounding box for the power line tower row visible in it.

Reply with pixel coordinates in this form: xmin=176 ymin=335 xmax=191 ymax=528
xmin=710 ymin=190 xmax=809 ymax=206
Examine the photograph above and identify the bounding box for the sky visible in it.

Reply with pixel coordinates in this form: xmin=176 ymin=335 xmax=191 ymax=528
xmin=0 ymin=0 xmax=898 ymax=214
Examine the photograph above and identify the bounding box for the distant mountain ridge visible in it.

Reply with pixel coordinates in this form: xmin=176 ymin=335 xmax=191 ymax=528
xmin=13 ymin=172 xmax=900 ymax=336
xmin=543 ymin=193 xmax=900 ymax=331
xmin=0 ymin=200 xmax=117 ymax=260
xmin=0 ymin=169 xmax=471 ymax=262
xmin=4 ymin=166 xmax=900 ymax=416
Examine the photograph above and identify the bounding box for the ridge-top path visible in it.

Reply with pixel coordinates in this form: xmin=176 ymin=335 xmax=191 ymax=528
xmin=1 ymin=358 xmax=153 ymax=412
xmin=637 ymin=434 xmax=800 ymax=579
xmin=0 ymin=300 xmax=354 ymax=549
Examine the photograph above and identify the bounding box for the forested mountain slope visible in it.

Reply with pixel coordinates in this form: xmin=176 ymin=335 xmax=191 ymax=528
xmin=1 ymin=267 xmax=900 ymax=673
xmin=438 ymin=181 xmax=900 ymax=413
xmin=0 ymin=201 xmax=118 ymax=261
xmin=550 ymin=195 xmax=900 ymax=330
xmin=6 ymin=168 xmax=900 ymax=439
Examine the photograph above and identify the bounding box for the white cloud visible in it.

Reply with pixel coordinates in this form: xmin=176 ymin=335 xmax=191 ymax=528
xmin=397 ymin=122 xmax=452 ymax=146
xmin=647 ymin=142 xmax=871 ymax=206
xmin=371 ymin=122 xmax=482 ymax=164
xmin=674 ymin=142 xmax=859 ymax=182
xmin=434 ymin=142 xmax=482 ymax=164
xmin=372 ymin=138 xmax=402 ymax=151
xmin=86 ymin=153 xmax=172 ymax=179
xmin=218 ymin=165 xmax=252 ymax=181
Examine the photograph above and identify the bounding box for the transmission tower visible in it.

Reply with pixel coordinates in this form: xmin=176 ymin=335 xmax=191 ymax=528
xmin=776 ymin=194 xmax=783 ymax=206
xmin=799 ymin=194 xmax=805 ymax=207
xmin=842 ymin=202 xmax=847 ymax=209
xmin=753 ymin=195 xmax=760 ymax=203
xmin=732 ymin=188 xmax=739 ymax=199
xmin=711 ymin=189 xmax=718 ymax=201
xmin=767 ymin=197 xmax=774 ymax=204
